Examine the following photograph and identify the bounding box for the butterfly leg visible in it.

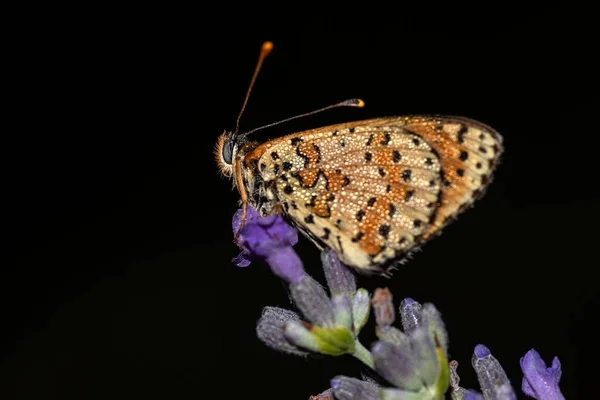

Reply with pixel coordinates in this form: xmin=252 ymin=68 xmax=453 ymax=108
xmin=269 ymin=202 xmax=284 ymax=216
xmin=233 ymin=157 xmax=248 ymax=244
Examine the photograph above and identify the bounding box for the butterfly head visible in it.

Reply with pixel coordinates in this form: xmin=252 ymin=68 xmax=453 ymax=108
xmin=215 ymin=131 xmax=236 ymax=178
xmin=215 ymin=130 xmax=253 ymax=178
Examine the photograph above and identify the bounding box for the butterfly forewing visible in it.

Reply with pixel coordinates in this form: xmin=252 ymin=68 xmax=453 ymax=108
xmin=243 ymin=116 xmax=502 ymax=274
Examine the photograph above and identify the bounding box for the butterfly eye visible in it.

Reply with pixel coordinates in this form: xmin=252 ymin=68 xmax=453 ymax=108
xmin=222 ymin=138 xmax=235 ymax=165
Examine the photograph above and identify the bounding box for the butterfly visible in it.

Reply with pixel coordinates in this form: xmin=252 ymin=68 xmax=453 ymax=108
xmin=215 ymin=42 xmax=503 ymax=275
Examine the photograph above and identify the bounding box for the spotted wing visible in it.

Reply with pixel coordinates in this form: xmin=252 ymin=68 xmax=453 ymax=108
xmin=253 ymin=116 xmax=502 ymax=274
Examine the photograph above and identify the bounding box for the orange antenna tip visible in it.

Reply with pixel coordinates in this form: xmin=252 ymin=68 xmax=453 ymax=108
xmin=340 ymin=98 xmax=366 ymax=108
xmin=243 ymin=98 xmax=366 ymax=136
xmin=261 ymin=41 xmax=274 ymax=54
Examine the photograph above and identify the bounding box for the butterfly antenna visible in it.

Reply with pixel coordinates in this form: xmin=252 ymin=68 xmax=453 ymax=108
xmin=242 ymin=98 xmax=365 ymax=137
xmin=233 ymin=41 xmax=274 ymax=139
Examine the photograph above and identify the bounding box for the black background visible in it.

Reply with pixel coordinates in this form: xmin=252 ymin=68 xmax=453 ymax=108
xmin=2 ymin=4 xmax=598 ymax=399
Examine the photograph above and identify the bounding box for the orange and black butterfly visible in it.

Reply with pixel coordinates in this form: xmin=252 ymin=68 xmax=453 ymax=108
xmin=215 ymin=42 xmax=503 ymax=275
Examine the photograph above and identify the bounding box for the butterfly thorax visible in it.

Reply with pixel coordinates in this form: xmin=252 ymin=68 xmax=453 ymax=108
xmin=238 ymin=141 xmax=279 ymax=217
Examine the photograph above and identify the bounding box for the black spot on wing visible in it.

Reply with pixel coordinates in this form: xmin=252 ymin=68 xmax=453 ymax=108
xmin=356 ymin=210 xmax=366 ymax=221
xmin=402 ymin=169 xmax=412 ymax=182
xmin=381 ymin=132 xmax=391 ymax=145
xmin=457 ymin=125 xmax=467 ymax=144
xmin=378 ymin=224 xmax=391 ymax=239
xmin=352 ymin=232 xmax=364 ymax=242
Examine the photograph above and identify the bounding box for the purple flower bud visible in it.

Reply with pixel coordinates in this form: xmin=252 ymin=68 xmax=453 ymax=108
xmin=372 ymin=288 xmax=395 ymax=329
xmin=520 ymin=349 xmax=565 ymax=400
xmin=263 ymin=246 xmax=304 ymax=283
xmin=422 ymin=303 xmax=448 ymax=356
xmin=408 ymin=325 xmax=439 ymax=388
xmin=471 ymin=344 xmax=516 ymax=400
xmin=289 ymin=274 xmax=335 ymax=327
xmin=399 ymin=297 xmax=422 ymax=333
xmin=331 ymin=293 xmax=352 ymax=330
xmin=372 ymin=340 xmax=423 ymax=391
xmin=474 ymin=344 xmax=490 ymax=358
xmin=321 ymin=249 xmax=356 ymax=298
xmin=331 ymin=376 xmax=380 ymax=400
xmin=375 ymin=326 xmax=408 ymax=347
xmin=232 ymin=207 xmax=304 ymax=283
xmin=256 ymin=306 xmax=308 ymax=356
xmin=352 ymin=288 xmax=371 ymax=334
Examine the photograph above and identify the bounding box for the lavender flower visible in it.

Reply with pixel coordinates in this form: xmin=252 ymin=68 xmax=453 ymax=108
xmin=227 ymin=208 xmax=569 ymax=400
xmin=237 ymin=213 xmax=373 ymax=366
xmin=520 ymin=349 xmax=565 ymax=400
xmin=261 ymin=263 xmax=372 ymax=364
xmin=232 ymin=206 xmax=304 ymax=283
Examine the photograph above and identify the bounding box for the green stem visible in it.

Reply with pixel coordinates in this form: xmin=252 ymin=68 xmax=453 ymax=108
xmin=352 ymin=340 xmax=375 ymax=369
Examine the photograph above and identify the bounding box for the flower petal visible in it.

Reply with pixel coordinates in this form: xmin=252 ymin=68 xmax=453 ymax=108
xmin=232 ymin=206 xmax=260 ymax=238
xmin=239 ymin=215 xmax=298 ymax=258
xmin=265 ymin=247 xmax=305 ymax=283
xmin=232 ymin=249 xmax=252 ymax=267
xmin=257 ymin=214 xmax=299 ymax=245
xmin=520 ymin=349 xmax=565 ymax=400
xmin=232 ymin=207 xmax=303 ymax=280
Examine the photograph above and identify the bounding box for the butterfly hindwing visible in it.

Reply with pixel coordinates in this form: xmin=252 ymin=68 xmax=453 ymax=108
xmin=246 ymin=116 xmax=502 ymax=273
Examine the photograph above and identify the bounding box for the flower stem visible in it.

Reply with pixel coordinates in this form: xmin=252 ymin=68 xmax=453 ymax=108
xmin=352 ymin=340 xmax=375 ymax=369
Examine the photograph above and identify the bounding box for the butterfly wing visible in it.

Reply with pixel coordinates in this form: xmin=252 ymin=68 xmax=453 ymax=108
xmin=249 ymin=116 xmax=502 ymax=274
